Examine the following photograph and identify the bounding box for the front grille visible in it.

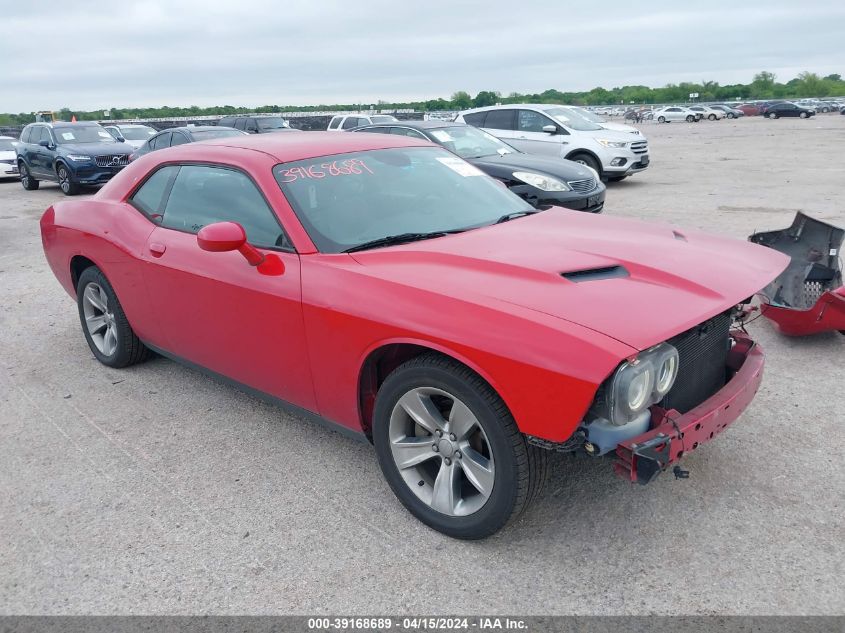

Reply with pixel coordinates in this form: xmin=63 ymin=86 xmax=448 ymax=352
xmin=659 ymin=311 xmax=732 ymax=414
xmin=95 ymin=154 xmax=129 ymax=167
xmin=567 ymin=177 xmax=596 ymax=193
xmin=631 ymin=141 xmax=648 ymax=154
xmin=0 ymin=158 xmax=14 ymax=165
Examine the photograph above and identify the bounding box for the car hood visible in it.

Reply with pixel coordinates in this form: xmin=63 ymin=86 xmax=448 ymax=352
xmin=469 ymin=153 xmax=596 ymax=181
xmin=599 ymin=121 xmax=641 ymax=135
xmin=349 ymin=211 xmax=789 ymax=350
xmin=60 ymin=142 xmax=135 ymax=155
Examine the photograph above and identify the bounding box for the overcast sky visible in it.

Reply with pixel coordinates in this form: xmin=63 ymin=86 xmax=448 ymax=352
xmin=2 ymin=1 xmax=844 ymax=113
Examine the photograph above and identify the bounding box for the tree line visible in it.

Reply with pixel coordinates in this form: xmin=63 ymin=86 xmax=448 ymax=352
xmin=1 ymin=71 xmax=842 ymax=126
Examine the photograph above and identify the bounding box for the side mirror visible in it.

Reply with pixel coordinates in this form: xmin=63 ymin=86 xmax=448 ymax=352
xmin=39 ymin=139 xmax=54 ymax=148
xmin=197 ymin=221 xmax=264 ymax=266
xmin=542 ymin=124 xmax=558 ymax=134
xmin=116 ymin=135 xmax=126 ymax=143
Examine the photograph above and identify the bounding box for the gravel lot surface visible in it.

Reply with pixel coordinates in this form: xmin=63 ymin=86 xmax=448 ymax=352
xmin=1 ymin=115 xmax=843 ymax=615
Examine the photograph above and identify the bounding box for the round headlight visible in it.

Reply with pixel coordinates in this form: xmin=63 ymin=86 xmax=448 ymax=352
xmin=650 ymin=344 xmax=680 ymax=399
xmin=627 ymin=368 xmax=653 ymax=411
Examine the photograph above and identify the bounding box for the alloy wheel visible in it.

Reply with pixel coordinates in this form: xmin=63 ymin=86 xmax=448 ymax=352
xmin=388 ymin=386 xmax=495 ymax=517
xmin=20 ymin=165 xmax=29 ymax=187
xmin=81 ymin=283 xmax=118 ymax=356
xmin=58 ymin=167 xmax=70 ymax=193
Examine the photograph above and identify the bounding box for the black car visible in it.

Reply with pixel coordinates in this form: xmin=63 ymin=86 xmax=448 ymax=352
xmin=352 ymin=121 xmax=606 ymax=212
xmin=765 ymin=103 xmax=814 ymax=119
xmin=131 ymin=126 xmax=246 ymax=160
xmin=15 ymin=122 xmax=136 ymax=195
xmin=217 ymin=115 xmax=295 ymax=134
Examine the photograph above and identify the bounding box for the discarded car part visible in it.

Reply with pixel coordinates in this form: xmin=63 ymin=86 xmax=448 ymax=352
xmin=749 ymin=212 xmax=845 ymax=336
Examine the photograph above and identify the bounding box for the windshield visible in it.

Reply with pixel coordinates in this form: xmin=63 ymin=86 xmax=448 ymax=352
xmin=371 ymin=115 xmax=398 ymax=123
xmin=0 ymin=139 xmax=16 ymax=151
xmin=257 ymin=117 xmax=288 ymax=130
xmin=119 ymin=126 xmax=157 ymax=140
xmin=191 ymin=129 xmax=245 ymax=140
xmin=274 ymin=147 xmax=532 ymax=253
xmin=54 ymin=127 xmax=117 ymax=144
xmin=543 ymin=107 xmax=603 ymax=131
xmin=428 ymin=126 xmax=515 ymax=159
xmin=573 ymin=108 xmax=606 ymax=124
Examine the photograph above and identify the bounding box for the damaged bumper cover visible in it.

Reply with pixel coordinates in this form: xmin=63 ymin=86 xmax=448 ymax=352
xmin=614 ymin=332 xmax=763 ymax=485
xmin=749 ymin=212 xmax=845 ymax=336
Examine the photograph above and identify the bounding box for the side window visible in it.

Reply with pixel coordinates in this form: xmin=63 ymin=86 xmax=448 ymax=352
xmin=358 ymin=126 xmax=389 ymax=134
xmin=328 ymin=116 xmax=342 ymax=129
xmin=341 ymin=117 xmax=361 ymax=130
xmin=20 ymin=127 xmax=32 ymax=143
xmin=232 ymin=119 xmax=245 ymax=131
xmin=150 ymin=132 xmax=171 ymax=150
xmin=218 ymin=117 xmax=233 ymax=127
xmin=170 ymin=132 xmax=189 ymax=146
xmin=130 ymin=165 xmax=179 ymax=220
xmin=33 ymin=127 xmax=47 ymax=143
xmin=461 ymin=112 xmax=486 ymax=126
xmin=245 ymin=119 xmax=259 ymax=133
xmin=483 ymin=109 xmax=516 ymax=131
xmin=517 ymin=110 xmax=551 ymax=133
xmin=391 ymin=127 xmax=427 ymax=140
xmin=161 ymin=165 xmax=290 ymax=249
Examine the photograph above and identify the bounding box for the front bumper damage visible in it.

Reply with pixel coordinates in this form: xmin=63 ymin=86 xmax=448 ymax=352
xmin=613 ymin=332 xmax=764 ymax=485
xmin=749 ymin=212 xmax=845 ymax=336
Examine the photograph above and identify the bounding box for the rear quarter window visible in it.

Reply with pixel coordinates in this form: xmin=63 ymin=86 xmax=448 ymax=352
xmin=130 ymin=166 xmax=179 ymax=220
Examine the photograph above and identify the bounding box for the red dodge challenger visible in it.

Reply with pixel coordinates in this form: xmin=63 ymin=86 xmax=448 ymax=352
xmin=40 ymin=132 xmax=789 ymax=539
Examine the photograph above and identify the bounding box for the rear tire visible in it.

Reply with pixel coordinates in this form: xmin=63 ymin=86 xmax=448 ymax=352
xmin=708 ymin=114 xmax=717 ymax=120
xmin=57 ymin=163 xmax=80 ymax=196
xmin=19 ymin=162 xmax=39 ymax=190
xmin=727 ymin=113 xmax=735 ymax=119
xmin=76 ymin=266 xmax=149 ymax=368
xmin=373 ymin=353 xmax=547 ymax=539
xmin=658 ymin=116 xmax=666 ymax=123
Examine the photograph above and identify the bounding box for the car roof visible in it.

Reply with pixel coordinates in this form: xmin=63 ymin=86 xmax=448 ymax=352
xmin=163 ymin=126 xmax=225 ymax=133
xmin=113 ymin=123 xmax=153 ymax=128
xmin=223 ymin=114 xmax=285 ymax=119
xmin=357 ymin=120 xmax=464 ymax=131
xmin=195 ymin=130 xmax=431 ymax=162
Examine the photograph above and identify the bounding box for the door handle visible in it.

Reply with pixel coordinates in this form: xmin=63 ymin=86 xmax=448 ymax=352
xmin=149 ymin=242 xmax=166 ymax=256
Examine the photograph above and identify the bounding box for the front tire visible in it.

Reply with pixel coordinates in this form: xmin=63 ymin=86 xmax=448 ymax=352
xmin=685 ymin=115 xmax=694 ymax=122
xmin=19 ymin=162 xmax=39 ymax=190
xmin=76 ymin=267 xmax=149 ymax=368
xmin=800 ymin=112 xmax=809 ymax=119
xmin=57 ymin=163 xmax=80 ymax=196
xmin=568 ymin=153 xmax=602 ymax=177
xmin=658 ymin=116 xmax=666 ymax=123
xmin=768 ymin=112 xmax=778 ymax=119
xmin=373 ymin=354 xmax=546 ymax=539
xmin=708 ymin=114 xmax=717 ymax=120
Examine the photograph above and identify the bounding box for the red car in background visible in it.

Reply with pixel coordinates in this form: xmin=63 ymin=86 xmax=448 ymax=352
xmin=736 ymin=104 xmax=761 ymax=116
xmin=40 ymin=133 xmax=788 ymax=538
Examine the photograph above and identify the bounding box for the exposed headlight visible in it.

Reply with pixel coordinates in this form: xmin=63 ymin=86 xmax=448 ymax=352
xmin=512 ymin=171 xmax=570 ymax=192
xmin=605 ymin=342 xmax=679 ymax=426
xmin=66 ymin=154 xmax=92 ymax=162
xmin=597 ymin=139 xmax=629 ymax=148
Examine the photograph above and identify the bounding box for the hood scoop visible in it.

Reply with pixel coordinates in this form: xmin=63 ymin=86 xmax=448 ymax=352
xmin=561 ymin=265 xmax=629 ymax=283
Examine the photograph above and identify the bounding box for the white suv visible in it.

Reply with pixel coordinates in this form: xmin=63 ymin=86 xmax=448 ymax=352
xmin=328 ymin=114 xmax=399 ymax=131
xmin=456 ymin=104 xmax=649 ymax=181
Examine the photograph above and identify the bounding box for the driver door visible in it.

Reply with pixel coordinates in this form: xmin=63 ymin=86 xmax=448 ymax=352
xmin=134 ymin=163 xmax=317 ymax=411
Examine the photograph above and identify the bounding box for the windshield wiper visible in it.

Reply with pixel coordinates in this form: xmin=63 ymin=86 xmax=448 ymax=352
xmin=343 ymin=230 xmax=462 ymax=253
xmin=495 ymin=210 xmax=542 ymax=224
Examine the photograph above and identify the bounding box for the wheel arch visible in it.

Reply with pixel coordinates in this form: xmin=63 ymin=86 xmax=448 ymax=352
xmin=563 ymin=149 xmax=603 ymax=173
xmin=357 ymin=339 xmax=504 ymax=441
xmin=69 ymin=254 xmax=99 ymax=291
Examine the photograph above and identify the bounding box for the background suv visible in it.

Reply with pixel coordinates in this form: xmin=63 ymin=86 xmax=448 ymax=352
xmin=217 ymin=115 xmax=292 ymax=133
xmin=327 ymin=113 xmax=399 ymax=131
xmin=456 ymin=104 xmax=649 ymax=181
xmin=16 ymin=122 xmax=135 ymax=195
